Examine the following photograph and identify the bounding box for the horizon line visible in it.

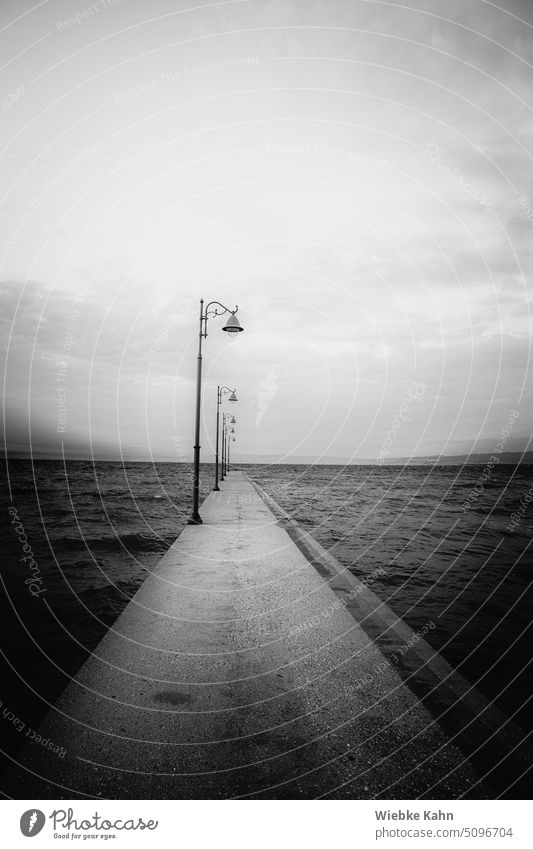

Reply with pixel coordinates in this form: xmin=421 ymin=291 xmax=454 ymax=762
xmin=3 ymin=451 xmax=532 ymax=466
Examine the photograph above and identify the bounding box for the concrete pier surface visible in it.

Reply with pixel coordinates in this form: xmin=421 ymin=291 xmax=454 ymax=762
xmin=4 ymin=472 xmax=529 ymax=799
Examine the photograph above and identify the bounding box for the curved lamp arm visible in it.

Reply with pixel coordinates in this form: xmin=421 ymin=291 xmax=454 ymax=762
xmin=218 ymin=385 xmax=236 ymax=403
xmin=202 ymin=301 xmax=239 ymax=338
xmin=205 ymin=301 xmax=238 ymax=318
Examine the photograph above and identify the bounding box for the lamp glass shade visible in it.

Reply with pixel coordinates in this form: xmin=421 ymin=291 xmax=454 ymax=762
xmin=222 ymin=314 xmax=243 ymax=334
xmin=229 ymin=392 xmax=238 ymax=402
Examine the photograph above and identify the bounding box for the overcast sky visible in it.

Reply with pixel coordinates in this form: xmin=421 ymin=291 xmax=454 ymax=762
xmin=1 ymin=0 xmax=532 ymax=462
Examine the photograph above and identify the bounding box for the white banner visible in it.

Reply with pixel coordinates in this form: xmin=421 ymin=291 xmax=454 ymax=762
xmin=1 ymin=800 xmax=531 ymax=848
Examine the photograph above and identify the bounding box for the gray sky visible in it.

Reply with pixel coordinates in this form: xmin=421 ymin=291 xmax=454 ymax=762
xmin=1 ymin=0 xmax=532 ymax=462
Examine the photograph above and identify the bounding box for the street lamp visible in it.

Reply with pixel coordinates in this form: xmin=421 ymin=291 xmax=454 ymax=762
xmin=221 ymin=412 xmax=235 ymax=481
xmin=214 ymin=386 xmax=238 ymax=492
xmin=188 ymin=299 xmax=243 ymax=525
xmin=227 ymin=431 xmax=236 ymax=472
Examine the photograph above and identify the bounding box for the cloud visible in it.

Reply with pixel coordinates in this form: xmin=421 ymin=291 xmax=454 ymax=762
xmin=1 ymin=0 xmax=532 ymax=460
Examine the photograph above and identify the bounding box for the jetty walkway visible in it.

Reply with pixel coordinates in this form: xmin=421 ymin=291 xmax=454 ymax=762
xmin=6 ymin=472 xmax=528 ymax=799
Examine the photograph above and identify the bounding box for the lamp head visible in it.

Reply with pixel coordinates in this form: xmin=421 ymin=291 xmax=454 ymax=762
xmin=222 ymin=314 xmax=243 ymax=334
xmin=228 ymin=391 xmax=238 ymax=402
xmin=230 ymin=416 xmax=236 ymax=424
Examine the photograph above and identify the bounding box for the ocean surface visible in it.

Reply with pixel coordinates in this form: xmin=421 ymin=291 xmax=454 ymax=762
xmin=248 ymin=462 xmax=533 ymax=735
xmin=1 ymin=460 xmax=531 ymax=766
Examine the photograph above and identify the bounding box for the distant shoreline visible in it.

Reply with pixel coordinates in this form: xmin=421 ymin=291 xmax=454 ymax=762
xmin=3 ymin=453 xmax=533 ymax=466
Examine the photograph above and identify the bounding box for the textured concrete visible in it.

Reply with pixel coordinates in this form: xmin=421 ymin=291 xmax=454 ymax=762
xmin=4 ymin=472 xmax=489 ymax=800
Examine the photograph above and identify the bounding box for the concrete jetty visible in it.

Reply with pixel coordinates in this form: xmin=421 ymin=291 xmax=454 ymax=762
xmin=5 ymin=472 xmax=528 ymax=799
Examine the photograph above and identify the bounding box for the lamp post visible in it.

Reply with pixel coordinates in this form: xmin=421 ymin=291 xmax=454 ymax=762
xmin=224 ymin=424 xmax=236 ymax=474
xmin=222 ymin=414 xmax=236 ymax=480
xmin=214 ymin=387 xmax=237 ymax=491
xmin=188 ymin=299 xmax=243 ymax=525
xmin=221 ymin=412 xmax=235 ymax=481
xmin=221 ymin=419 xmax=225 ymax=480
xmin=227 ymin=432 xmax=236 ymax=472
